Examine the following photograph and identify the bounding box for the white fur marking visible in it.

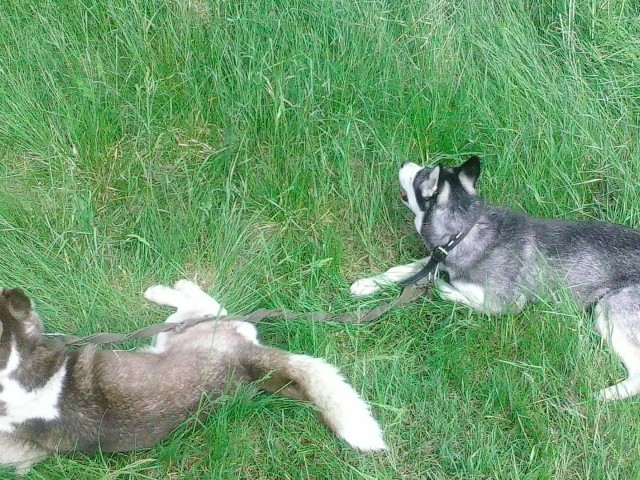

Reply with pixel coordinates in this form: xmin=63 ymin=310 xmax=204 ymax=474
xmin=437 ymin=181 xmax=451 ymax=206
xmin=593 ymin=303 xmax=609 ymax=341
xmin=229 ymin=321 xmax=260 ymax=345
xmin=0 ymin=341 xmax=66 ymax=433
xmin=449 ymin=281 xmax=486 ymax=307
xmin=399 ymin=162 xmax=427 ymax=234
xmin=598 ymin=375 xmax=640 ymax=401
xmin=0 ymin=338 xmax=20 ymax=377
xmin=413 ymin=211 xmax=425 ymax=235
xmin=0 ymin=434 xmax=48 ymax=475
xmin=436 ymin=279 xmax=486 ymax=310
xmin=143 ymin=285 xmax=190 ymax=309
xmin=459 ymin=173 xmax=476 ymax=195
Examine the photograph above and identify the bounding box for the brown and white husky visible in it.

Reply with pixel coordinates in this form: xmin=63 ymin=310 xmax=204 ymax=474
xmin=0 ymin=280 xmax=386 ymax=473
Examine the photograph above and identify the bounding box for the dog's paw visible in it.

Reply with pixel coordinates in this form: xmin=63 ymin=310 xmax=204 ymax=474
xmin=173 ymin=279 xmax=228 ymax=316
xmin=144 ymin=285 xmax=186 ymax=308
xmin=173 ymin=279 xmax=204 ymax=296
xmin=596 ymin=376 xmax=640 ymax=401
xmin=434 ymin=279 xmax=467 ymax=303
xmin=350 ymin=277 xmax=384 ymax=296
xmin=597 ymin=385 xmax=624 ymax=401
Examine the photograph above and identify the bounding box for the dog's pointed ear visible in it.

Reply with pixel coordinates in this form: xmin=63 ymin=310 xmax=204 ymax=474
xmin=3 ymin=288 xmax=31 ymax=321
xmin=2 ymin=288 xmax=42 ymax=338
xmin=420 ymin=166 xmax=440 ymax=198
xmin=457 ymin=156 xmax=481 ymax=194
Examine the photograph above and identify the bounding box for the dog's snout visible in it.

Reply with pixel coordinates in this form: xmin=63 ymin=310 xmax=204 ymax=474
xmin=401 ymin=161 xmax=409 ymax=168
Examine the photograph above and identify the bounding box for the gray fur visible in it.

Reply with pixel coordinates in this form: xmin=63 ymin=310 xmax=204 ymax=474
xmin=392 ymin=157 xmax=640 ymax=399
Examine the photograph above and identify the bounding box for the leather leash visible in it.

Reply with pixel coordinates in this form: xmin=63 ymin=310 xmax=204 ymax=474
xmin=47 ymin=284 xmax=429 ymax=347
xmin=46 ymin=221 xmax=479 ymax=348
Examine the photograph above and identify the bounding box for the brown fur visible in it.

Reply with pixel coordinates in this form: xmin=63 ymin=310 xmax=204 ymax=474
xmin=0 ymin=286 xmax=385 ymax=473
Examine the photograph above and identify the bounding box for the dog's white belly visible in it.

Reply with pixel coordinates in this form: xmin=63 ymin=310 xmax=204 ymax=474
xmin=0 ymin=340 xmax=66 ymax=433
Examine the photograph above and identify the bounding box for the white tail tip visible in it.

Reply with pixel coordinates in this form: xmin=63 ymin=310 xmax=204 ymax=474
xmin=289 ymin=355 xmax=387 ymax=451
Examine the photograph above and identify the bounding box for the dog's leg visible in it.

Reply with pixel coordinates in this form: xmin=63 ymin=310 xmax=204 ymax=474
xmin=172 ymin=280 xmax=257 ymax=343
xmin=350 ymin=257 xmax=430 ymax=296
xmin=436 ymin=279 xmax=525 ymax=315
xmin=594 ymin=290 xmax=640 ymax=401
xmin=172 ymin=280 xmax=228 ymax=316
xmin=436 ymin=279 xmax=486 ymax=310
xmin=168 ymin=281 xmax=275 ymax=346
xmin=144 ymin=281 xmax=232 ymax=353
xmin=143 ymin=285 xmax=191 ymax=311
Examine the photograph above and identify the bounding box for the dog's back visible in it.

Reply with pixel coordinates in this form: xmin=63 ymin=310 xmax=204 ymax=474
xmin=459 ymin=206 xmax=640 ymax=307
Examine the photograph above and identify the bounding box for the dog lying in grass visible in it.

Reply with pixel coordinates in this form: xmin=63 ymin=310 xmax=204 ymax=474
xmin=352 ymin=156 xmax=640 ymax=401
xmin=0 ymin=281 xmax=386 ymax=473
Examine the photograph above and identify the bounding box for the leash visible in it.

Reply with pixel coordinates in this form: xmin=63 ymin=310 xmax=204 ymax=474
xmin=46 ymin=222 xmax=479 ymax=347
xmin=48 ymin=285 xmax=429 ymax=347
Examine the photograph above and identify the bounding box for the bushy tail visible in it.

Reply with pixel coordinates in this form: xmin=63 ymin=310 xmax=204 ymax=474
xmin=243 ymin=347 xmax=387 ymax=451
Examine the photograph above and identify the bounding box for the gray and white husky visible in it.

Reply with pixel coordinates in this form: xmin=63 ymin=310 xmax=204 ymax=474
xmin=351 ymin=156 xmax=640 ymax=401
xmin=0 ymin=281 xmax=385 ymax=473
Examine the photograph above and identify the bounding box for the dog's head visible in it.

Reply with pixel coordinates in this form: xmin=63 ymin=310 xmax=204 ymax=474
xmin=399 ymin=156 xmax=481 ymax=234
xmin=0 ymin=288 xmax=43 ymax=353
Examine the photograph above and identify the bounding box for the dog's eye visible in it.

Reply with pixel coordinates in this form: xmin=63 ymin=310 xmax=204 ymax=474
xmin=400 ymin=189 xmax=408 ymax=202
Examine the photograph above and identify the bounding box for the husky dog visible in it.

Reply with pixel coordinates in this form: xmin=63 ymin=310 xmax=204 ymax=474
xmin=351 ymin=156 xmax=640 ymax=401
xmin=0 ymin=281 xmax=386 ymax=473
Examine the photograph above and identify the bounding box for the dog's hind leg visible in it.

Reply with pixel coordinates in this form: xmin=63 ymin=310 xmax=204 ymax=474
xmin=594 ymin=286 xmax=640 ymax=401
xmin=350 ymin=257 xmax=430 ymax=296
xmin=144 ymin=281 xmax=232 ymax=353
xmin=172 ymin=280 xmax=257 ymax=343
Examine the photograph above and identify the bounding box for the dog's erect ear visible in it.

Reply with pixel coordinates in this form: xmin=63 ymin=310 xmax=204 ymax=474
xmin=1 ymin=288 xmax=42 ymax=338
xmin=457 ymin=156 xmax=481 ymax=194
xmin=419 ymin=166 xmax=440 ymax=198
xmin=3 ymin=288 xmax=32 ymax=321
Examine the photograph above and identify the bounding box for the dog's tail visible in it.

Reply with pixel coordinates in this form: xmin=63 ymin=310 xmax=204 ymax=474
xmin=242 ymin=346 xmax=387 ymax=452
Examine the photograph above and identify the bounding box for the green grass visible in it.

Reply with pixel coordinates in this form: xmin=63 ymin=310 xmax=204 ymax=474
xmin=1 ymin=0 xmax=640 ymax=478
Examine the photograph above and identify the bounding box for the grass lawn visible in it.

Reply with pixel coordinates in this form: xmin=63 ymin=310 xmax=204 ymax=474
xmin=1 ymin=0 xmax=640 ymax=478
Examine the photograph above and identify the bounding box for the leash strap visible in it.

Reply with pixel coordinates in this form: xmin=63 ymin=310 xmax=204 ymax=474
xmin=52 ymin=285 xmax=428 ymax=347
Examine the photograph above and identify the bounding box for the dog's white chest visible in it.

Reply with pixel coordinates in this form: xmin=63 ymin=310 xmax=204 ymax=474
xmin=0 ymin=339 xmax=66 ymax=433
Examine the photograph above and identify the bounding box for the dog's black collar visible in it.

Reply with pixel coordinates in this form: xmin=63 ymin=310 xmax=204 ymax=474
xmin=398 ymin=220 xmax=479 ymax=287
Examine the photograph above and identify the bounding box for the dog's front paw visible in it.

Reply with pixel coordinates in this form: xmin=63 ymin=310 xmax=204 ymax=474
xmin=144 ymin=285 xmax=179 ymax=307
xmin=350 ymin=277 xmax=384 ymax=296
